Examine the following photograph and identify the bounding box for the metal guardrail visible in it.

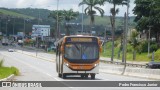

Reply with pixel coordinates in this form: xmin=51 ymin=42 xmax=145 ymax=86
xmin=100 ymin=60 xmax=147 ymax=68
xmin=23 ymin=46 xmax=45 ymax=52
xmin=125 ymin=63 xmax=147 ymax=68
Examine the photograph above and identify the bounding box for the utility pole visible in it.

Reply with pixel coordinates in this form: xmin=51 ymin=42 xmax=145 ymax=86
xmin=148 ymin=26 xmax=152 ymax=57
xmin=6 ymin=19 xmax=10 ymax=36
xmin=81 ymin=5 xmax=84 ymax=33
xmin=110 ymin=15 xmax=115 ymax=62
xmin=122 ymin=13 xmax=127 ymax=63
xmin=6 ymin=21 xmax=8 ymax=36
xmin=38 ymin=10 xmax=40 ymax=25
xmin=36 ymin=8 xmax=40 ymax=57
xmin=0 ymin=17 xmax=1 ymax=34
xmin=36 ymin=37 xmax=38 ymax=57
xmin=22 ymin=18 xmax=26 ymax=53
xmin=23 ymin=18 xmax=26 ymax=38
xmin=122 ymin=0 xmax=129 ymax=68
xmin=104 ymin=28 xmax=107 ymax=52
xmin=13 ymin=17 xmax=15 ymax=35
xmin=56 ymin=0 xmax=59 ymax=40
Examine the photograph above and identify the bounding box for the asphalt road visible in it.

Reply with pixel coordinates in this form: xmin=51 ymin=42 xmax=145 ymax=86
xmin=0 ymin=46 xmax=159 ymax=90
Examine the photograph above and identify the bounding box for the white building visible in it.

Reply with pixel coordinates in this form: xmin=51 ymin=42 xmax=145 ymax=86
xmin=17 ymin=32 xmax=24 ymax=36
xmin=32 ymin=25 xmax=50 ymax=37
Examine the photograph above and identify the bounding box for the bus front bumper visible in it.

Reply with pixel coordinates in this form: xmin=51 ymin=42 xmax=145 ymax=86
xmin=63 ymin=64 xmax=99 ymax=74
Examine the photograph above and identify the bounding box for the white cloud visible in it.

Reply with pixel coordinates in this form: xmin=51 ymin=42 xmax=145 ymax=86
xmin=0 ymin=0 xmax=135 ymax=16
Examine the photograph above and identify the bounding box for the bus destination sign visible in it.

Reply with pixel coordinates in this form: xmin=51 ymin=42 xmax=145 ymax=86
xmin=71 ymin=38 xmax=92 ymax=42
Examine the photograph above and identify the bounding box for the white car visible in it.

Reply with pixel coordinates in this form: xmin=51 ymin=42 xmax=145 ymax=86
xmin=8 ymin=49 xmax=15 ymax=52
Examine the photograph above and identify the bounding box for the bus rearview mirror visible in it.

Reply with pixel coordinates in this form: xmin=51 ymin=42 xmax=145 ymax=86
xmin=61 ymin=46 xmax=64 ymax=53
xmin=100 ymin=46 xmax=102 ymax=53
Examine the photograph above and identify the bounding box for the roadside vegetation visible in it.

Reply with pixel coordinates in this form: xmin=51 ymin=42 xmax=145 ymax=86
xmin=47 ymin=51 xmax=55 ymax=54
xmin=101 ymin=39 xmax=160 ymax=62
xmin=0 ymin=59 xmax=19 ymax=79
xmin=0 ymin=0 xmax=159 ymax=63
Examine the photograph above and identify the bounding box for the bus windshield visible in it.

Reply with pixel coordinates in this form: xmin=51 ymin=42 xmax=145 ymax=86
xmin=64 ymin=43 xmax=99 ymax=62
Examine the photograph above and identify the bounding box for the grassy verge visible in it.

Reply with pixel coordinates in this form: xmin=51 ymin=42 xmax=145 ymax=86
xmin=47 ymin=51 xmax=56 ymax=54
xmin=101 ymin=41 xmax=160 ymax=62
xmin=0 ymin=67 xmax=19 ymax=79
xmin=0 ymin=60 xmax=19 ymax=79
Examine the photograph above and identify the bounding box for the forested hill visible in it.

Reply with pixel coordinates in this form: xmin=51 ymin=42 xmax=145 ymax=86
xmin=9 ymin=8 xmax=89 ymax=25
xmin=10 ymin=8 xmax=50 ymax=20
xmin=0 ymin=8 xmax=34 ymax=19
xmin=9 ymin=8 xmax=136 ymax=27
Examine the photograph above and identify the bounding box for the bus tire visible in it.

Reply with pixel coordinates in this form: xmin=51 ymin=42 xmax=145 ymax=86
xmin=56 ymin=62 xmax=58 ymax=72
xmin=58 ymin=73 xmax=62 ymax=77
xmin=91 ymin=74 xmax=95 ymax=79
xmin=85 ymin=74 xmax=89 ymax=78
xmin=81 ymin=74 xmax=85 ymax=78
xmin=62 ymin=74 xmax=66 ymax=79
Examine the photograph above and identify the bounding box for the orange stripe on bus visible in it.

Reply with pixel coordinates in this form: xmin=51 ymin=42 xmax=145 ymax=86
xmin=63 ymin=59 xmax=99 ymax=70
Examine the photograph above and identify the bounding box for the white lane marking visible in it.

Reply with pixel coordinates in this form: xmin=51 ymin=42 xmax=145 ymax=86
xmin=1 ymin=52 xmax=61 ymax=81
xmin=45 ymin=73 xmax=53 ymax=77
xmin=1 ymin=51 xmax=109 ymax=89
xmin=54 ymin=77 xmax=61 ymax=81
xmin=16 ymin=50 xmax=55 ymax=62
xmin=3 ymin=53 xmax=82 ymax=89
xmin=2 ymin=51 xmax=110 ymax=81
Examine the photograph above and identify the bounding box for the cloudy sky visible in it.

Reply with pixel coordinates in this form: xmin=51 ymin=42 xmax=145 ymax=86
xmin=0 ymin=0 xmax=135 ymax=16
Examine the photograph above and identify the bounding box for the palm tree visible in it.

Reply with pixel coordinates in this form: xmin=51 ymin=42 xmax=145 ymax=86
xmin=129 ymin=29 xmax=139 ymax=60
xmin=104 ymin=0 xmax=128 ymax=62
xmin=63 ymin=9 xmax=79 ymax=36
xmin=48 ymin=10 xmax=64 ymax=40
xmin=79 ymin=0 xmax=104 ymax=34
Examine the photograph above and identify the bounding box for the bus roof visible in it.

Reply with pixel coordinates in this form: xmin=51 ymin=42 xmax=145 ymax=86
xmin=55 ymin=35 xmax=99 ymax=46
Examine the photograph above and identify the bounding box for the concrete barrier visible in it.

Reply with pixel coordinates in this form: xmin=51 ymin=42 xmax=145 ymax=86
xmin=124 ymin=68 xmax=160 ymax=79
xmin=100 ymin=66 xmax=160 ymax=80
xmin=16 ymin=50 xmax=55 ymax=62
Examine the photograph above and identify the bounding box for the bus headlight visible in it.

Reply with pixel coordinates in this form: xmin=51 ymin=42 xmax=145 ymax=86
xmin=94 ymin=64 xmax=97 ymax=67
xmin=65 ymin=63 xmax=69 ymax=66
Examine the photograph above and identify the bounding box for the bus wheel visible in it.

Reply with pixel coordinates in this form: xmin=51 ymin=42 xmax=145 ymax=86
xmin=85 ymin=74 xmax=88 ymax=78
xmin=62 ymin=74 xmax=66 ymax=79
xmin=58 ymin=73 xmax=62 ymax=77
xmin=81 ymin=74 xmax=85 ymax=78
xmin=91 ymin=74 xmax=95 ymax=79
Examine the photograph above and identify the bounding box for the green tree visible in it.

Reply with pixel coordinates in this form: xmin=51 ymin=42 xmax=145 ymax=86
xmin=79 ymin=0 xmax=104 ymax=34
xmin=129 ymin=29 xmax=139 ymax=60
xmin=133 ymin=0 xmax=160 ymax=42
xmin=48 ymin=10 xmax=64 ymax=39
xmin=104 ymin=0 xmax=128 ymax=62
xmin=63 ymin=9 xmax=79 ymax=36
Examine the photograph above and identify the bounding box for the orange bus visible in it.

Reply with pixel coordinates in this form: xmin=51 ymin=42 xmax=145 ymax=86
xmin=55 ymin=35 xmax=102 ymax=79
